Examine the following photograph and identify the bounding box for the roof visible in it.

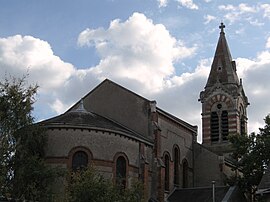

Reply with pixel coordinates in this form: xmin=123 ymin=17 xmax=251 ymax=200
xmin=205 ymin=23 xmax=239 ymax=89
xmin=258 ymin=164 xmax=270 ymax=190
xmin=40 ymin=108 xmax=153 ymax=145
xmin=157 ymin=107 xmax=197 ymax=133
xmin=68 ymin=78 xmax=197 ymax=133
xmin=167 ymin=186 xmax=229 ymax=202
xmin=167 ymin=186 xmax=246 ymax=202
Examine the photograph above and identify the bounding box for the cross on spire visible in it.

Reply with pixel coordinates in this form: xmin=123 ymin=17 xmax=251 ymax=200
xmin=219 ymin=22 xmax=225 ymax=33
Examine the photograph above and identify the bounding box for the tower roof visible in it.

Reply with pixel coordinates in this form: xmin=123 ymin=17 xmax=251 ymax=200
xmin=205 ymin=23 xmax=239 ymax=88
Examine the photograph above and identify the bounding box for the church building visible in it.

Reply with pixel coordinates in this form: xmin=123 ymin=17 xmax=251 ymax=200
xmin=42 ymin=24 xmax=248 ymax=201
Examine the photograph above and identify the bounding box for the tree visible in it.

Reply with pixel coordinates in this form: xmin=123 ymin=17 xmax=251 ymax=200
xmin=0 ymin=75 xmax=61 ymax=201
xmin=66 ymin=167 xmax=144 ymax=202
xmin=229 ymin=114 xmax=270 ymax=200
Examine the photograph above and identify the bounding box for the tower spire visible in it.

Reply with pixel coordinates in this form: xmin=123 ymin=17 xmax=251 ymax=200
xmin=199 ymin=24 xmax=249 ymax=154
xmin=205 ymin=23 xmax=239 ymax=89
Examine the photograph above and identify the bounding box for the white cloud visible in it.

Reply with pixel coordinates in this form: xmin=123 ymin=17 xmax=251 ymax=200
xmin=235 ymin=50 xmax=270 ymax=134
xmin=176 ymin=0 xmax=198 ymax=10
xmin=218 ymin=3 xmax=263 ymax=24
xmin=1 ymin=12 xmax=270 ymax=143
xmin=238 ymin=3 xmax=257 ymax=13
xmin=0 ymin=13 xmax=197 ymax=116
xmin=78 ymin=12 xmax=196 ymax=92
xmin=261 ymin=4 xmax=270 ymax=19
xmin=158 ymin=0 xmax=168 ymax=8
xmin=266 ymin=37 xmax=270 ymax=49
xmin=204 ymin=15 xmax=216 ymax=24
xmin=249 ymin=19 xmax=264 ymax=27
xmin=0 ymin=35 xmax=77 ymax=115
xmin=0 ymin=35 xmax=75 ymax=92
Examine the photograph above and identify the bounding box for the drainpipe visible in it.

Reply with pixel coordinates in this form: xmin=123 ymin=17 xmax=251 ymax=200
xmin=212 ymin=181 xmax=216 ymax=202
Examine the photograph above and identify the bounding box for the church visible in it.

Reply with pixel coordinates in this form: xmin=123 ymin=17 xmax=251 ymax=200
xmin=42 ymin=23 xmax=248 ymax=201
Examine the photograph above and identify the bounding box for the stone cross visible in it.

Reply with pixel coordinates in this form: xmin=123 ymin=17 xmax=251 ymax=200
xmin=219 ymin=22 xmax=225 ymax=33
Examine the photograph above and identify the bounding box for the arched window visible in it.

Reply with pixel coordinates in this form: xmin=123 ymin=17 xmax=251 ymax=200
xmin=164 ymin=154 xmax=170 ymax=191
xmin=182 ymin=159 xmax=188 ymax=188
xmin=211 ymin=103 xmax=229 ymax=142
xmin=116 ymin=156 xmax=127 ymax=189
xmin=173 ymin=147 xmax=180 ymax=186
xmin=72 ymin=151 xmax=88 ymax=171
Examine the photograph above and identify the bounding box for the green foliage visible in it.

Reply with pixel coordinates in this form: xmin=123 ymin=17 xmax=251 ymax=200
xmin=229 ymin=114 xmax=270 ymax=197
xmin=13 ymin=125 xmax=64 ymax=201
xmin=0 ymin=75 xmax=38 ymax=196
xmin=66 ymin=167 xmax=144 ymax=202
xmin=0 ymin=75 xmax=63 ymax=201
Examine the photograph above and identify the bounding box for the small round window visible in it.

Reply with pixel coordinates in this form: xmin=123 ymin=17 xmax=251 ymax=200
xmin=217 ymin=104 xmax=222 ymax=109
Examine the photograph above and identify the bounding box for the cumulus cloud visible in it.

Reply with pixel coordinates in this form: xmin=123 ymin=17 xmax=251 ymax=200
xmin=0 ymin=13 xmax=197 ymax=117
xmin=0 ymin=35 xmax=78 ymax=117
xmin=176 ymin=0 xmax=198 ymax=10
xmin=235 ymin=50 xmax=270 ymax=134
xmin=0 ymin=35 xmax=75 ymax=92
xmin=78 ymin=12 xmax=197 ymax=92
xmin=1 ymin=12 xmax=270 ymax=143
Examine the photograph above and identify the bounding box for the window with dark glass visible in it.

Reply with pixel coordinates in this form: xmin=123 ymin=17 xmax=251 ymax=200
xmin=164 ymin=154 xmax=170 ymax=191
xmin=116 ymin=156 xmax=127 ymax=189
xmin=182 ymin=159 xmax=188 ymax=188
xmin=173 ymin=147 xmax=180 ymax=186
xmin=211 ymin=112 xmax=219 ymax=142
xmin=72 ymin=151 xmax=88 ymax=171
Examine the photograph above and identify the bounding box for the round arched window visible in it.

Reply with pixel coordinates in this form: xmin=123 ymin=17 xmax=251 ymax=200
xmin=72 ymin=151 xmax=88 ymax=171
xmin=116 ymin=156 xmax=127 ymax=189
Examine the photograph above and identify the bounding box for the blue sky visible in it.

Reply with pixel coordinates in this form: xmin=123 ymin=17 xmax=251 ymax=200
xmin=1 ymin=0 xmax=270 ymax=142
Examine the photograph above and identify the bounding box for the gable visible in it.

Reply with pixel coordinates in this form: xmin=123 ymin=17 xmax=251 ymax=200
xmin=70 ymin=79 xmax=152 ymax=138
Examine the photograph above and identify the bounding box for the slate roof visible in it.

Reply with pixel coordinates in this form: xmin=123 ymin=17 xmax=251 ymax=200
xmin=205 ymin=23 xmax=239 ymax=89
xmin=68 ymin=79 xmax=197 ymax=134
xmin=167 ymin=186 xmax=246 ymax=202
xmin=167 ymin=186 xmax=229 ymax=202
xmin=41 ymin=108 xmax=153 ymax=145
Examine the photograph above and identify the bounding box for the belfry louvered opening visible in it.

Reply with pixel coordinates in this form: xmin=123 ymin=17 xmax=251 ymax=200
xmin=221 ymin=111 xmax=228 ymax=140
xmin=211 ymin=112 xmax=219 ymax=142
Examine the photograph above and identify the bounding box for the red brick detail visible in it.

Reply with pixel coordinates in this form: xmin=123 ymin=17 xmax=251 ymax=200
xmin=158 ymin=166 xmax=165 ymax=202
xmin=205 ymin=94 xmax=234 ymax=111
xmin=92 ymin=159 xmax=114 ymax=167
xmin=143 ymin=163 xmax=149 ymax=200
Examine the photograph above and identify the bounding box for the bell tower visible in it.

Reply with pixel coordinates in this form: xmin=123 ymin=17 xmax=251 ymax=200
xmin=199 ymin=23 xmax=249 ymax=154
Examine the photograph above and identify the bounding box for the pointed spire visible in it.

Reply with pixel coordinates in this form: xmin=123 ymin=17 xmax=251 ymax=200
xmin=205 ymin=23 xmax=239 ymax=88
